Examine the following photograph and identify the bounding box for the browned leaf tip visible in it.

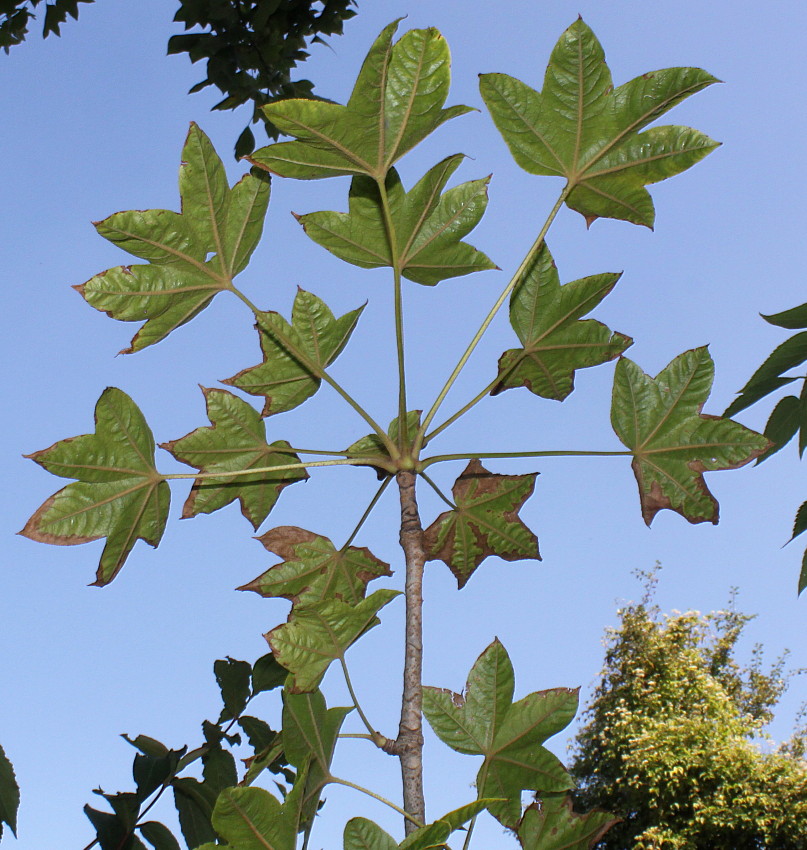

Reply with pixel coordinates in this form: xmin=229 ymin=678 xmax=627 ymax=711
xmin=257 ymin=525 xmax=319 ymax=559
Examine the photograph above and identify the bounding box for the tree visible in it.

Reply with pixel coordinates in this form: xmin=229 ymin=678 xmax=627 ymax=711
xmin=570 ymin=569 xmax=807 ymax=849
xmin=0 ymin=0 xmax=357 ymax=155
xmin=11 ymin=13 xmax=772 ymax=850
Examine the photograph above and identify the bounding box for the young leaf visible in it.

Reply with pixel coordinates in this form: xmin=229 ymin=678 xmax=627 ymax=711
xmin=162 ymin=388 xmax=308 ymax=529
xmin=282 ymin=687 xmax=351 ymax=826
xmin=21 ymin=388 xmax=170 ymax=586
xmin=0 ymin=743 xmax=19 ymax=838
xmin=242 ymin=526 xmax=391 ymax=606
xmin=347 ymin=411 xmax=421 ymax=477
xmin=298 ymin=157 xmax=496 ymax=285
xmin=224 ymin=289 xmax=364 ymax=416
xmin=517 ymin=795 xmax=618 ymax=850
xmin=480 ymin=19 xmax=719 ymax=227
xmin=423 ymin=640 xmax=577 ymax=828
xmin=267 ymin=589 xmax=400 ymax=692
xmin=491 ymin=244 xmax=631 ymax=400
xmin=423 ymin=459 xmax=540 ymax=588
xmin=78 ymin=124 xmax=270 ymax=352
xmin=612 ymin=348 xmax=770 ymax=524
xmin=249 ymin=22 xmax=471 ymax=181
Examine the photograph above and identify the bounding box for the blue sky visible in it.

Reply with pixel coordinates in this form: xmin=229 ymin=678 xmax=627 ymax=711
xmin=1 ymin=1 xmax=805 ymax=846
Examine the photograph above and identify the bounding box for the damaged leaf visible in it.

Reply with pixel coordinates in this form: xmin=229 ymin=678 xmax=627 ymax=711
xmin=423 ymin=459 xmax=539 ymax=587
xmin=611 ymin=347 xmax=769 ymax=524
xmin=517 ymin=795 xmax=619 ymax=850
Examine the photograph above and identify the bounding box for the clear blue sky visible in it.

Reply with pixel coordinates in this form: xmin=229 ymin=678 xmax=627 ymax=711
xmin=1 ymin=1 xmax=804 ymax=846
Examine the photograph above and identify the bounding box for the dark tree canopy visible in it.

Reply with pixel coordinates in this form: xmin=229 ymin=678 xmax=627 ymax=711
xmin=1 ymin=0 xmax=357 ymax=156
xmin=569 ymin=569 xmax=807 ymax=849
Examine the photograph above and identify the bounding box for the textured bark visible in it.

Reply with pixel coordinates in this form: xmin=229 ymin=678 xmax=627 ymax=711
xmin=393 ymin=469 xmax=426 ymax=832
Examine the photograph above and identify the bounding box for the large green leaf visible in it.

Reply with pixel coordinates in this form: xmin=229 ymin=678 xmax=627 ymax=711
xmin=162 ymin=388 xmax=308 ymax=529
xmin=0 ymin=743 xmax=18 ymax=839
xmin=298 ymin=156 xmax=496 ymax=285
xmin=249 ymin=22 xmax=471 ymax=181
xmin=282 ymin=687 xmax=351 ymax=826
xmin=21 ymin=388 xmax=169 ymax=586
xmin=423 ymin=640 xmax=577 ymax=828
xmin=492 ymin=244 xmax=630 ymax=400
xmin=517 ymin=796 xmax=618 ymax=850
xmin=611 ymin=348 xmax=769 ymax=525
xmin=225 ymin=289 xmax=364 ymax=416
xmin=422 ymin=459 xmax=540 ymax=588
xmin=242 ymin=526 xmax=391 ymax=606
xmin=480 ymin=19 xmax=719 ymax=227
xmin=78 ymin=124 xmax=270 ymax=352
xmin=267 ymin=589 xmax=400 ymax=692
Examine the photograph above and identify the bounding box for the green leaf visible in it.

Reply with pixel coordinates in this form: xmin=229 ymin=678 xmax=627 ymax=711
xmin=162 ymin=388 xmax=308 ymax=529
xmin=267 ymin=589 xmax=400 ymax=692
xmin=214 ymin=657 xmax=252 ymax=720
xmin=423 ymin=640 xmax=577 ymax=829
xmin=21 ymin=388 xmax=170 ymax=586
xmin=423 ymin=459 xmax=540 ymax=588
xmin=763 ymin=301 xmax=807 ymax=329
xmin=0 ymin=743 xmax=19 ymax=838
xmin=202 ymin=744 xmax=238 ymax=795
xmin=78 ymin=124 xmax=269 ymax=352
xmin=790 ymin=501 xmax=807 ymax=542
xmin=139 ymin=821 xmax=182 ymax=850
xmin=242 ymin=526 xmax=391 ymax=606
xmin=347 ymin=411 xmax=420 ymax=477
xmin=480 ymin=19 xmax=719 ymax=227
xmin=251 ymin=653 xmax=288 ymax=695
xmin=298 ymin=156 xmax=496 ymax=286
xmin=800 ymin=548 xmax=807 ymax=596
xmin=724 ymin=332 xmax=807 ymax=417
xmin=757 ymin=395 xmax=800 ymax=463
xmin=397 ymin=800 xmax=496 ymax=850
xmin=517 ymin=795 xmax=619 ymax=849
xmin=172 ymin=776 xmax=218 ymax=848
xmin=224 ymin=289 xmax=364 ymax=416
xmin=282 ymin=687 xmax=351 ymax=825
xmin=611 ymin=348 xmax=770 ymax=524
xmin=492 ymin=244 xmax=631 ymax=400
xmin=249 ymin=21 xmax=471 ymax=181
xmin=238 ymin=716 xmax=277 ymax=753
xmin=343 ymin=818 xmax=398 ymax=850
xmin=132 ymin=746 xmax=182 ymax=802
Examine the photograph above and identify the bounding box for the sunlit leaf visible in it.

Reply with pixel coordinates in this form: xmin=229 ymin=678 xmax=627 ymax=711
xmin=298 ymin=156 xmax=496 ymax=285
xmin=242 ymin=526 xmax=391 ymax=606
xmin=283 ymin=687 xmax=351 ymax=826
xmin=78 ymin=124 xmax=270 ymax=352
xmin=343 ymin=818 xmax=397 ymax=850
xmin=611 ymin=348 xmax=769 ymax=524
xmin=492 ymin=244 xmax=630 ymax=400
xmin=267 ymin=589 xmax=400 ymax=692
xmin=162 ymin=388 xmax=307 ymax=529
xmin=21 ymin=388 xmax=169 ymax=586
xmin=423 ymin=640 xmax=577 ymax=828
xmin=225 ymin=289 xmax=364 ymax=416
xmin=517 ymin=795 xmax=618 ymax=849
xmin=250 ymin=22 xmax=471 ymax=181
xmin=480 ymin=19 xmax=719 ymax=227
xmin=0 ymin=743 xmax=19 ymax=838
xmin=423 ymin=459 xmax=539 ymax=587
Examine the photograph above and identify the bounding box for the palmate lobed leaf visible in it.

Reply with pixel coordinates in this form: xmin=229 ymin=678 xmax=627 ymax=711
xmin=517 ymin=795 xmax=619 ymax=850
xmin=267 ymin=589 xmax=400 ymax=692
xmin=492 ymin=244 xmax=631 ymax=400
xmin=298 ymin=155 xmax=496 ymax=285
xmin=480 ymin=19 xmax=719 ymax=227
xmin=20 ymin=388 xmax=169 ymax=586
xmin=161 ymin=388 xmax=308 ymax=530
xmin=78 ymin=124 xmax=270 ymax=352
xmin=249 ymin=21 xmax=472 ymax=181
xmin=611 ymin=347 xmax=769 ymax=525
xmin=423 ymin=459 xmax=540 ymax=587
xmin=242 ymin=526 xmax=391 ymax=606
xmin=423 ymin=640 xmax=577 ymax=829
xmin=224 ymin=288 xmax=364 ymax=416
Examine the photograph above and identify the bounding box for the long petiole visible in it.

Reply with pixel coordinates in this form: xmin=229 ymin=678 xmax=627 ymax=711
xmin=425 ymin=376 xmax=500 ymax=444
xmin=228 ymin=282 xmax=396 ymax=455
xmin=163 ymin=457 xmax=392 ymax=481
xmin=418 ymin=471 xmax=456 ymax=509
xmin=462 ymin=815 xmax=478 ymax=850
xmin=339 ymin=656 xmax=386 ymax=747
xmin=341 ymin=476 xmax=393 ymax=551
xmin=329 ymin=776 xmax=425 ymax=828
xmin=415 ymin=186 xmax=571 ymax=454
xmin=421 ymin=449 xmax=632 ymax=469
